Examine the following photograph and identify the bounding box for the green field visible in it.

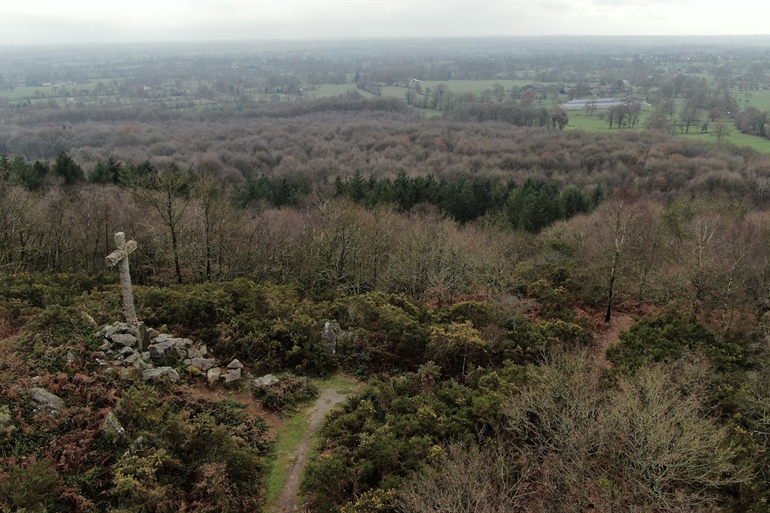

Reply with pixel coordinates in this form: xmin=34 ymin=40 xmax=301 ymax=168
xmin=735 ymin=88 xmax=770 ymax=111
xmin=682 ymin=129 xmax=770 ymax=153
xmin=565 ymin=106 xmax=655 ymax=131
xmin=4 ymin=72 xmax=770 ymax=154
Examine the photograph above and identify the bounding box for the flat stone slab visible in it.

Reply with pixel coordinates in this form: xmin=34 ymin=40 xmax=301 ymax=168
xmin=253 ymin=374 xmax=279 ymax=387
xmin=110 ymin=333 xmax=138 ymax=348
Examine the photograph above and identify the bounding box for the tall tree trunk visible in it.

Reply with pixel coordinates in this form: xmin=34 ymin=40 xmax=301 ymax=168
xmin=171 ymin=222 xmax=182 ymax=284
xmin=605 ymin=248 xmax=620 ymax=323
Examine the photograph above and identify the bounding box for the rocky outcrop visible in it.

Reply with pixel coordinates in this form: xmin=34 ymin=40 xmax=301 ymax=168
xmin=95 ymin=322 xmax=247 ymax=388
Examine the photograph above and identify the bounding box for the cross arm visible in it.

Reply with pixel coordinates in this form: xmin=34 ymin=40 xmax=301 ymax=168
xmin=105 ymin=240 xmax=137 ymax=267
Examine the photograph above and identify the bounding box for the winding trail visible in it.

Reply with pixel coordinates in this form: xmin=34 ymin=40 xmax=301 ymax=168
xmin=277 ymin=387 xmax=351 ymax=513
xmin=591 ymin=313 xmax=634 ymax=367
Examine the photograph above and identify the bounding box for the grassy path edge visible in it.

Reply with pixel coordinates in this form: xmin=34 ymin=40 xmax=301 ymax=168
xmin=263 ymin=375 xmax=357 ymax=513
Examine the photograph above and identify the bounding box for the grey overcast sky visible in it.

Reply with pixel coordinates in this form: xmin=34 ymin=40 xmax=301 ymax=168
xmin=1 ymin=1 xmax=768 ymax=46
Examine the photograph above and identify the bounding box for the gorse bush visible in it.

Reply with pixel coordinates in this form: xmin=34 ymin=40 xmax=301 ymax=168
xmin=608 ymin=311 xmax=744 ymax=373
xmin=0 ymin=459 xmax=61 ymax=512
xmin=113 ymin=386 xmax=269 ymax=511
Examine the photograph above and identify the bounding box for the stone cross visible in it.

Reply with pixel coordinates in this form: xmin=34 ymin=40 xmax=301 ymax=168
xmin=106 ymin=232 xmax=138 ymax=324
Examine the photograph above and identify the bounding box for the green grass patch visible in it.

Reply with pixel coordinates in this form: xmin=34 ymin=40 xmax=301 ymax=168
xmin=322 ymin=373 xmax=357 ymax=395
xmin=263 ymin=408 xmax=310 ymax=511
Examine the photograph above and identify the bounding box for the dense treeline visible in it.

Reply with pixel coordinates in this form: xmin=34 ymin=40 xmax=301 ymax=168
xmin=2 ymin=110 xmax=769 ymax=202
xmin=2 ymin=117 xmax=770 ymax=299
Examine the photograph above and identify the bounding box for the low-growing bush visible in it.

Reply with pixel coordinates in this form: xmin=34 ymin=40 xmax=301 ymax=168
xmin=0 ymin=459 xmax=61 ymax=512
xmin=608 ymin=311 xmax=744 ymax=373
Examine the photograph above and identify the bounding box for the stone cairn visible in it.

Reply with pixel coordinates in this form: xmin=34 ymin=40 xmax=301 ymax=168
xmin=94 ymin=321 xmax=241 ymax=386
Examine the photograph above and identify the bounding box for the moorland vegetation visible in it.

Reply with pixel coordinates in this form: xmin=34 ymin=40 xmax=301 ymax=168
xmin=3 ymin=38 xmax=770 ymax=513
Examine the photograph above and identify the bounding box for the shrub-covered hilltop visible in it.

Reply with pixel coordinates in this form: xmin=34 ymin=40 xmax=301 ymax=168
xmin=4 ymin=103 xmax=770 ymax=512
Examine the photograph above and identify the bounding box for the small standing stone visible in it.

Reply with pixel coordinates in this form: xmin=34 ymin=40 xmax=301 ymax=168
xmin=111 ymin=333 xmax=138 ymax=348
xmin=102 ymin=411 xmax=128 ymax=446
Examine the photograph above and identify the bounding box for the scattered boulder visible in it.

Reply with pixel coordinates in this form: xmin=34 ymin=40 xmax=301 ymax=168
xmin=30 ymin=387 xmax=65 ymax=415
xmin=227 ymin=359 xmax=244 ymax=370
xmin=253 ymin=374 xmax=279 ymax=387
xmin=123 ymin=435 xmax=147 ymax=458
xmin=102 ymin=411 xmax=127 ymax=446
xmin=142 ymin=367 xmax=179 ymax=384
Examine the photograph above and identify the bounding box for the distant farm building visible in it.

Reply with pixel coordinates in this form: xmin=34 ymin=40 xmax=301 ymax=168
xmin=561 ymin=98 xmax=650 ymax=110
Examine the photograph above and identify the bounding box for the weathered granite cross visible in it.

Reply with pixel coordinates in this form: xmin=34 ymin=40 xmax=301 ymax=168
xmin=106 ymin=232 xmax=138 ymax=324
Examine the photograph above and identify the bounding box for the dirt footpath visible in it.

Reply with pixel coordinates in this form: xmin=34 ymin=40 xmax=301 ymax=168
xmin=277 ymin=387 xmax=350 ymax=513
xmin=592 ymin=313 xmax=634 ymax=367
